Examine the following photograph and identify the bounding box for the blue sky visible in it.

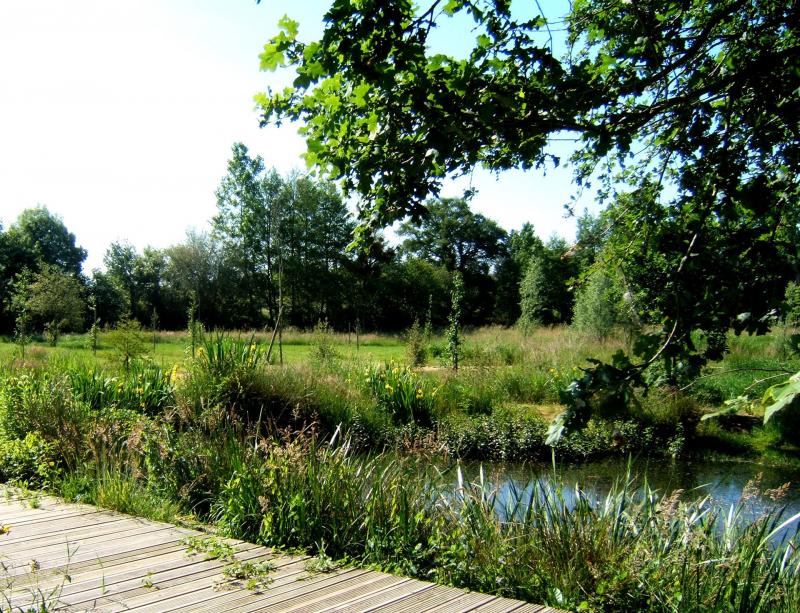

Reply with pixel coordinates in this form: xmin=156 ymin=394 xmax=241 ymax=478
xmin=0 ymin=0 xmax=596 ymax=271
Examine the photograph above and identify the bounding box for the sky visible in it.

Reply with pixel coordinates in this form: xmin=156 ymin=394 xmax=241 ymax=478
xmin=0 ymin=0 xmax=596 ymax=272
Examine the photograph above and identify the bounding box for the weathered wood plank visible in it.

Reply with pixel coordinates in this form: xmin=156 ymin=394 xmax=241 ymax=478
xmin=0 ymin=493 xmax=562 ymax=612
xmin=372 ymin=584 xmax=469 ymax=612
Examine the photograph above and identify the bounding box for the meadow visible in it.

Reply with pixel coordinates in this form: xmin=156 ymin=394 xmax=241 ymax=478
xmin=2 ymin=325 xmax=800 ymax=611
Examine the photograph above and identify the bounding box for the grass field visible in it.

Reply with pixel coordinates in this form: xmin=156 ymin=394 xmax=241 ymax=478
xmin=0 ymin=329 xmax=407 ymax=368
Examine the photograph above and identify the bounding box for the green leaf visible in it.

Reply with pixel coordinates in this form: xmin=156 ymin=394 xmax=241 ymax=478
xmin=476 ymin=34 xmax=491 ymax=49
xmin=277 ymin=15 xmax=299 ymax=39
xmin=352 ymin=83 xmax=371 ymax=107
xmin=443 ymin=0 xmax=464 ymax=16
xmin=763 ymin=372 xmax=800 ymax=424
xmin=259 ymin=43 xmax=285 ymax=71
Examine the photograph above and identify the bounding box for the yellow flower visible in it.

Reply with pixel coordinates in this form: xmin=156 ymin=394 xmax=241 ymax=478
xmin=416 ymin=389 xmax=424 ymax=399
xmin=385 ymin=384 xmax=393 ymax=393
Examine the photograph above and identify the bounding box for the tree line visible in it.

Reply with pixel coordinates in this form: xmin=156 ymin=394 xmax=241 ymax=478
xmin=1 ymin=143 xmax=621 ymax=341
xmin=3 ymin=141 xmax=796 ymax=351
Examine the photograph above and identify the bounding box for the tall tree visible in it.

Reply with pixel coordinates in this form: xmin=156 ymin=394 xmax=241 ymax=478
xmin=399 ymin=198 xmax=506 ymax=324
xmin=5 ymin=207 xmax=87 ymax=277
xmin=279 ymin=175 xmax=355 ymax=327
xmin=104 ymin=241 xmax=140 ymax=319
xmin=519 ymin=237 xmax=578 ymax=326
xmin=213 ymin=142 xmax=276 ymax=327
xmin=89 ymin=270 xmax=128 ymax=328
xmin=24 ymin=265 xmax=86 ymax=345
xmin=1 ymin=208 xmax=87 ymax=333
xmin=164 ymin=230 xmax=239 ymax=329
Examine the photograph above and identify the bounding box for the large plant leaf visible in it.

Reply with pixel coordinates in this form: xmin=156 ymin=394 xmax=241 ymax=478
xmin=762 ymin=372 xmax=800 ymax=424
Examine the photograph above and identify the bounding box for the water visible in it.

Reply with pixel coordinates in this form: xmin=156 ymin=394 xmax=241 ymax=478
xmin=456 ymin=457 xmax=800 ymax=528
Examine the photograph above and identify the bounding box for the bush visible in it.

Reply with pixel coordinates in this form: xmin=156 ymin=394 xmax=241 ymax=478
xmin=69 ymin=362 xmax=175 ymax=416
xmin=572 ymin=266 xmax=641 ymax=343
xmin=572 ymin=268 xmax=620 ymax=340
xmin=433 ymin=375 xmax=496 ymax=417
xmin=106 ymin=316 xmax=149 ymax=370
xmin=180 ymin=333 xmax=265 ymax=420
xmin=0 ymin=432 xmax=61 ymax=488
xmin=310 ymin=320 xmax=339 ymax=366
xmin=405 ymin=319 xmax=427 ymax=367
xmin=0 ymin=369 xmax=91 ymax=466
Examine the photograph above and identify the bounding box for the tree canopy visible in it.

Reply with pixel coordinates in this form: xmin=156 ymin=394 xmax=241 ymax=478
xmin=257 ymin=1 xmax=798 ymax=234
xmin=256 ymin=0 xmax=800 ymax=440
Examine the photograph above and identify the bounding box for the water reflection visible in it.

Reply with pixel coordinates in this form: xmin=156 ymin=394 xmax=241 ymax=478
xmin=455 ymin=457 xmax=800 ymax=527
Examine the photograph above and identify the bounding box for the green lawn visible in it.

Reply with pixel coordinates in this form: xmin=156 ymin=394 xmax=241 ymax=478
xmin=0 ymin=331 xmax=406 ymax=368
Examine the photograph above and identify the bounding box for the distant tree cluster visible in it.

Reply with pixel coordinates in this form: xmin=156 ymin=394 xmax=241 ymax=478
xmin=0 ymin=145 xmax=597 ymax=338
xmin=1 ymin=139 xmax=796 ymax=354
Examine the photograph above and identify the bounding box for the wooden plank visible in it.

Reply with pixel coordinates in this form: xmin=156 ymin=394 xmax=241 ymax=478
xmin=1 ymin=529 xmax=193 ymax=578
xmin=422 ymin=591 xmax=496 ymax=612
xmin=316 ymin=578 xmax=431 ymax=612
xmin=21 ymin=542 xmax=246 ymax=599
xmin=368 ymin=584 xmax=468 ymax=612
xmin=0 ymin=497 xmax=559 ymax=613
xmin=1 ymin=523 xmax=179 ymax=559
xmin=175 ymin=568 xmax=373 ymax=613
xmin=71 ymin=548 xmax=304 ymax=611
xmin=163 ymin=556 xmax=326 ymax=613
xmin=257 ymin=573 xmax=405 ymax=613
xmin=57 ymin=545 xmax=269 ymax=609
xmin=0 ymin=516 xmax=132 ymax=546
xmin=127 ymin=570 xmax=369 ymax=613
xmin=0 ymin=506 xmax=101 ymax=525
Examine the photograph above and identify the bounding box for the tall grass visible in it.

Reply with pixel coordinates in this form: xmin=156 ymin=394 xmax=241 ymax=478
xmin=209 ymin=433 xmax=800 ymax=611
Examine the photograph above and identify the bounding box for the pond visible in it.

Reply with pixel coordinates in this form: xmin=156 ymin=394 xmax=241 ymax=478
xmin=456 ymin=456 xmax=800 ymax=530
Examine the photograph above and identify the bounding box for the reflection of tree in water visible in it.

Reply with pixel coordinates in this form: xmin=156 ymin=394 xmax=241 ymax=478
xmin=457 ymin=458 xmax=800 ymax=528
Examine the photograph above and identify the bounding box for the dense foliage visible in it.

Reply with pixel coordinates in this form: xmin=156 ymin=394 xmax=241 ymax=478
xmin=0 ymin=184 xmax=564 ymax=336
xmin=256 ymin=0 xmax=799 ymax=438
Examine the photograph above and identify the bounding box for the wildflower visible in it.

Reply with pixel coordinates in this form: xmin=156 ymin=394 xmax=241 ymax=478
xmin=416 ymin=389 xmax=424 ymax=399
xmin=385 ymin=384 xmax=393 ymax=393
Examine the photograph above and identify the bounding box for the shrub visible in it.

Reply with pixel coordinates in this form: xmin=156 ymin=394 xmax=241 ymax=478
xmin=433 ymin=374 xmax=495 ymax=417
xmin=181 ymin=333 xmax=265 ymax=420
xmin=0 ymin=369 xmax=91 ymax=466
xmin=572 ymin=268 xmax=619 ymax=340
xmin=106 ymin=316 xmax=148 ymax=370
xmin=310 ymin=319 xmax=339 ymax=366
xmin=0 ymin=432 xmax=61 ymax=488
xmin=405 ymin=318 xmax=426 ymax=367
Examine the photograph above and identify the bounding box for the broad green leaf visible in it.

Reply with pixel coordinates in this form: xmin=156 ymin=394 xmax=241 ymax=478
xmin=763 ymin=372 xmax=800 ymax=424
xmin=277 ymin=15 xmax=299 ymax=39
xmin=476 ymin=34 xmax=491 ymax=49
xmin=259 ymin=43 xmax=285 ymax=71
xmin=443 ymin=0 xmax=463 ymax=16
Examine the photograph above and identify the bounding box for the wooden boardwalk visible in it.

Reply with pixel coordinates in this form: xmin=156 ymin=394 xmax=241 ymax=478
xmin=0 ymin=490 xmax=560 ymax=612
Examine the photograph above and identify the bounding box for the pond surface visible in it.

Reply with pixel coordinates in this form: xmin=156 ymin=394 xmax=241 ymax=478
xmin=456 ymin=457 xmax=800 ymax=528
